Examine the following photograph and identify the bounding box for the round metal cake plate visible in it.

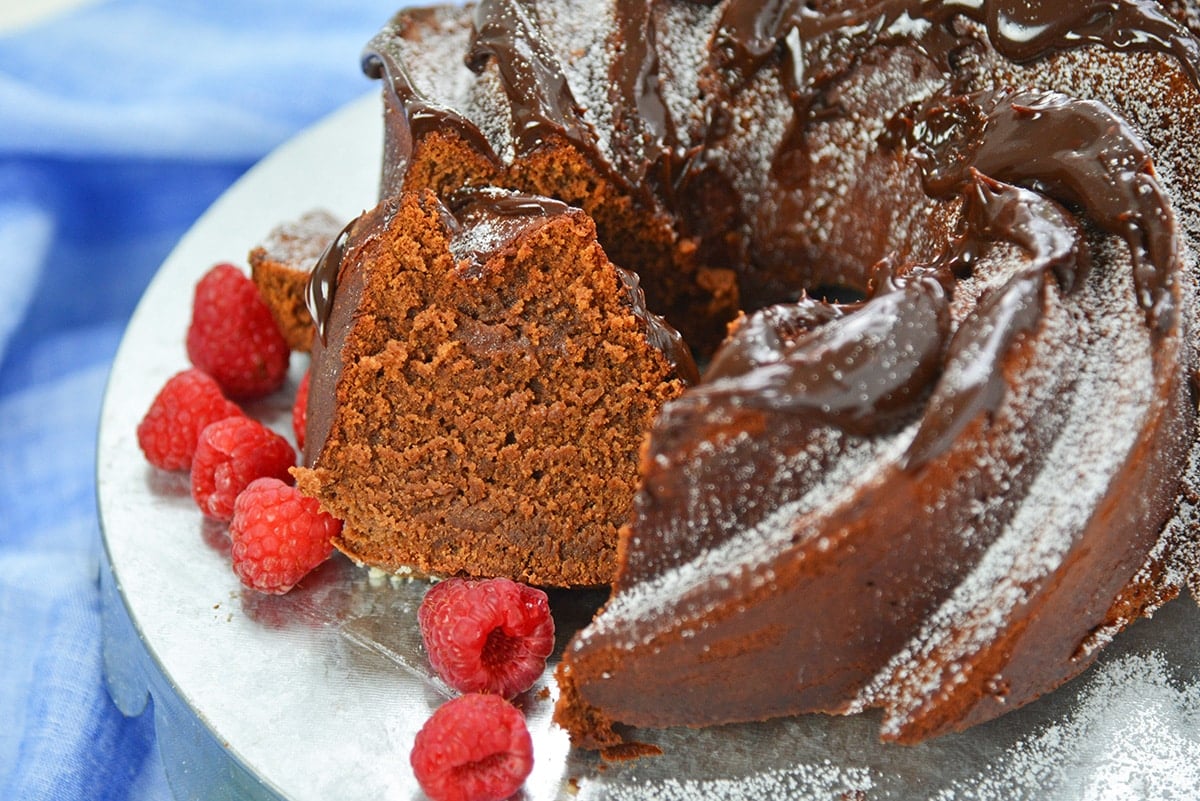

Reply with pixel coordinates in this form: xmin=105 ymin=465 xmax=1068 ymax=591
xmin=96 ymin=93 xmax=1200 ymax=801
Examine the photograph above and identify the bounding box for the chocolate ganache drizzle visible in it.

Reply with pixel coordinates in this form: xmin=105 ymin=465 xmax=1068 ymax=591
xmin=465 ymin=0 xmax=596 ymax=156
xmin=306 ymin=217 xmax=356 ymax=347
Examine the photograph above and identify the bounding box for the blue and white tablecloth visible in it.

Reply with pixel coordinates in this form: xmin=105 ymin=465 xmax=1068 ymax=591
xmin=0 ymin=2 xmax=405 ymax=797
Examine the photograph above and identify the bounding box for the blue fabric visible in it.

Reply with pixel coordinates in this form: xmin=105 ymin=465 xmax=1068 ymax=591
xmin=0 ymin=2 xmax=406 ymax=797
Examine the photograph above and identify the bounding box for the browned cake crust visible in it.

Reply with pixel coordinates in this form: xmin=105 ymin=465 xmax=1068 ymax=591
xmin=294 ymin=190 xmax=690 ymax=587
xmin=249 ymin=209 xmax=344 ymax=352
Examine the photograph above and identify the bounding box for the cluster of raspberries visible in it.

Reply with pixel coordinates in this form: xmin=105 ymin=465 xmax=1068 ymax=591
xmin=411 ymin=577 xmax=555 ymax=801
xmin=137 ymin=263 xmax=335 ymax=594
xmin=139 ymin=262 xmax=554 ymax=800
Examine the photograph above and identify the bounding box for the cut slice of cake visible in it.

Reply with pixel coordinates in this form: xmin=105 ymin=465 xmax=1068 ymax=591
xmin=293 ymin=188 xmax=695 ymax=587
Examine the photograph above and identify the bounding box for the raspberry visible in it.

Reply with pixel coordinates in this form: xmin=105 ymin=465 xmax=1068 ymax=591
xmin=186 ymin=263 xmax=290 ymax=399
xmin=229 ymin=477 xmax=340 ymax=594
xmin=418 ymin=578 xmax=555 ymax=699
xmin=136 ymin=369 xmax=243 ymax=470
xmin=191 ymin=417 xmax=295 ymax=521
xmin=292 ymin=369 xmax=310 ymax=451
xmin=410 ymin=694 xmax=533 ymax=801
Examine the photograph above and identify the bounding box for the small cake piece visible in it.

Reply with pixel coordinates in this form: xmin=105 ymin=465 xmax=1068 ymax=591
xmin=293 ymin=188 xmax=695 ymax=587
xmin=249 ymin=209 xmax=345 ymax=352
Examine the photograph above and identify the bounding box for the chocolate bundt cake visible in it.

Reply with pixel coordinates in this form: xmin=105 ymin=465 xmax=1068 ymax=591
xmin=302 ymin=0 xmax=1200 ymax=744
xmin=293 ymin=188 xmax=693 ymax=587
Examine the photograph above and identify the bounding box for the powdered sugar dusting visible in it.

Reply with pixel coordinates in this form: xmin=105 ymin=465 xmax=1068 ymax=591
xmin=933 ymin=652 xmax=1200 ymax=801
xmin=535 ymin=0 xmax=619 ymax=166
xmin=857 ymin=238 xmax=1159 ymax=731
xmin=656 ymin=1 xmax=723 ymax=139
xmin=256 ymin=209 xmax=343 ymax=267
xmin=577 ymin=764 xmax=874 ymax=801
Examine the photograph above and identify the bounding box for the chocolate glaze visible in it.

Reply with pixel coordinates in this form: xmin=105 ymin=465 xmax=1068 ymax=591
xmin=549 ymin=0 xmax=1196 ymax=746
xmin=709 ymin=0 xmax=1200 ymax=85
xmin=607 ymin=0 xmax=688 ymax=205
xmin=903 ymin=168 xmax=1089 ymax=466
xmin=912 ymin=89 xmax=1176 ymax=330
xmin=688 ymin=13 xmax=1186 ymax=457
xmin=614 ymin=266 xmax=701 ymax=386
xmin=693 ymin=274 xmax=950 ymax=437
xmin=465 ymin=0 xmax=595 ymax=155
xmin=685 ymin=80 xmax=1178 ymax=466
xmin=304 ymin=217 xmax=356 ymax=347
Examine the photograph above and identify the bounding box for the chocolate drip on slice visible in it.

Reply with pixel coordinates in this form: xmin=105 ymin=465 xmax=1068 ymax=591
xmin=445 ymin=189 xmax=582 ymax=276
xmin=615 ymin=266 xmax=700 ymax=386
xmin=305 ymin=217 xmax=357 ymax=347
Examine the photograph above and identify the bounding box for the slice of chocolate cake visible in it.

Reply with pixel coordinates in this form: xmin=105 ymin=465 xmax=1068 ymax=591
xmin=293 ymin=188 xmax=695 ymax=587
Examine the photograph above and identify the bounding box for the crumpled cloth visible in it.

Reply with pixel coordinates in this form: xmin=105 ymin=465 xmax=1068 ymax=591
xmin=0 ymin=2 xmax=405 ymax=797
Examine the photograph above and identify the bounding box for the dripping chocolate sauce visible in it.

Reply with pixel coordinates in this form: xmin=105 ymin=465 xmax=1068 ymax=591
xmin=306 ymin=217 xmax=356 ymax=347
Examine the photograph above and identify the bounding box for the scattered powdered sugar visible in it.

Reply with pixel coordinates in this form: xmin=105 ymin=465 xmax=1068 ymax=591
xmin=577 ymin=764 xmax=874 ymax=801
xmin=934 ymin=652 xmax=1200 ymax=801
xmin=386 ymin=7 xmax=475 ymax=103
xmin=256 ymin=209 xmax=342 ymax=265
xmin=535 ymin=0 xmax=620 ymax=165
xmin=655 ymin=0 xmax=724 ymax=139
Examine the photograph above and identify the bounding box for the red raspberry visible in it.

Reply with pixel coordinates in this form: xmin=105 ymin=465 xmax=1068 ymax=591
xmin=191 ymin=417 xmax=295 ymax=521
xmin=186 ymin=263 xmax=290 ymax=399
xmin=229 ymin=477 xmax=340 ymax=594
xmin=292 ymin=369 xmax=310 ymax=451
xmin=410 ymin=694 xmax=533 ymax=801
xmin=136 ymin=369 xmax=243 ymax=470
xmin=418 ymin=578 xmax=555 ymax=699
